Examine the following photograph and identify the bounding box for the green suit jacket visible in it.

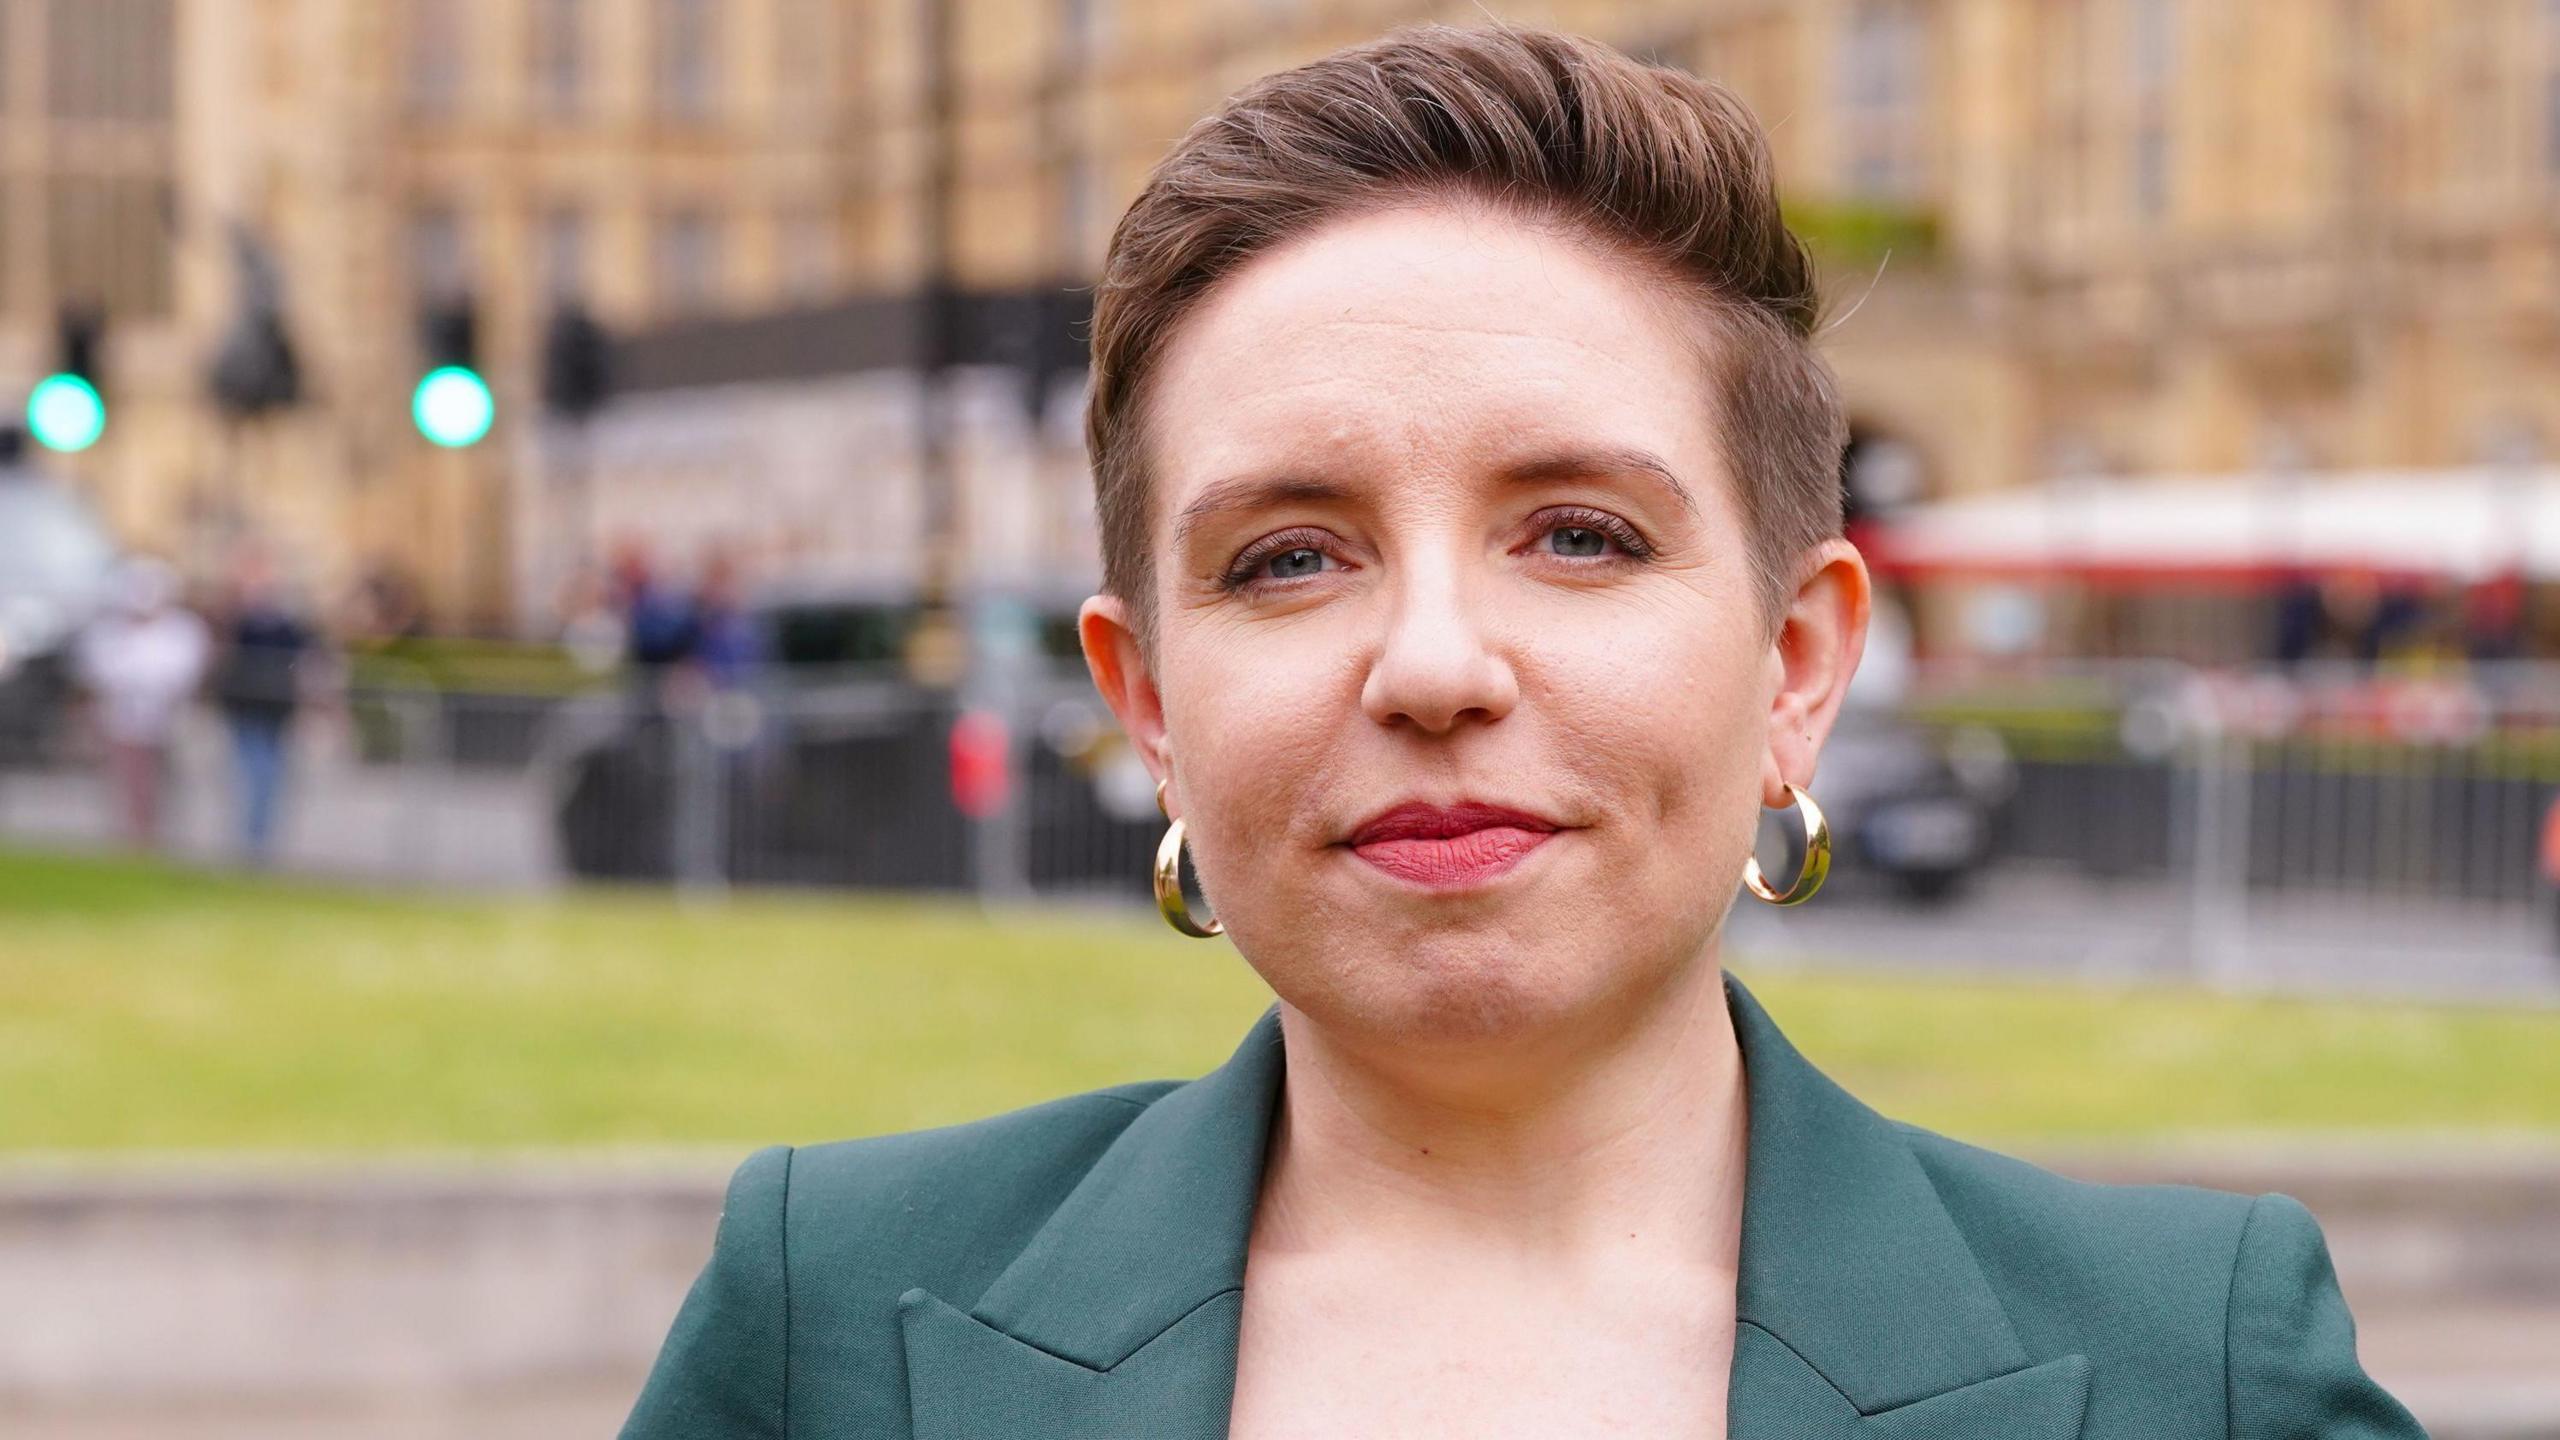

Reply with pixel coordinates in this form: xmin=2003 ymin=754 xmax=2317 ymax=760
xmin=623 ymin=970 xmax=2430 ymax=1438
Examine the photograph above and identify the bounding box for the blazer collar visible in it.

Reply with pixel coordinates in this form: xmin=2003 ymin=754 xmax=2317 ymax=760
xmin=899 ymin=970 xmax=2089 ymax=1439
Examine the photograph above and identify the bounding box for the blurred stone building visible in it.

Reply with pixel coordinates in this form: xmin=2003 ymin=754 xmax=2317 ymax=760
xmin=1757 ymin=0 xmax=2560 ymax=514
xmin=1 ymin=0 xmax=882 ymax=628
xmin=5 ymin=0 xmax=2560 ymax=629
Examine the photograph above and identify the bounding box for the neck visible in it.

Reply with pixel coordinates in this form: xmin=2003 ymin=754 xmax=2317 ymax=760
xmin=1250 ymin=958 xmax=1748 ymax=1278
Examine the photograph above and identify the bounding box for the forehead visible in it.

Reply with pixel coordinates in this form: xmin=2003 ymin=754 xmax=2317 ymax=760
xmin=1143 ymin=204 xmax=1722 ymax=514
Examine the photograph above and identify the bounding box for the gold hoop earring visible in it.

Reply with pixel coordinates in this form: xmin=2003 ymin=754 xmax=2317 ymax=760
xmin=1743 ymin=782 xmax=1831 ymax=906
xmin=1154 ymin=778 xmax=1224 ymax=938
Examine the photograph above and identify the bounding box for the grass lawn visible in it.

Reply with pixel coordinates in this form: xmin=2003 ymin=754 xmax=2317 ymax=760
xmin=4 ymin=847 xmax=2556 ymax=1153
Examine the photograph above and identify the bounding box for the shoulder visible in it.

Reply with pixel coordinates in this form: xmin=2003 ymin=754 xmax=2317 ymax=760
xmin=1893 ymin=1122 xmax=2428 ymax=1436
xmin=785 ymin=1078 xmax=1179 ymax=1266
xmin=731 ymin=1074 xmax=1187 ymax=1297
xmin=1898 ymin=1120 xmax=2260 ymax=1246
xmin=1894 ymin=1120 xmax=2260 ymax=1331
xmin=619 ymin=1079 xmax=1182 ymax=1439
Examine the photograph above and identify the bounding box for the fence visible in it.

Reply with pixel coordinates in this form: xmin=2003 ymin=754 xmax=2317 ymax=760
xmin=4 ymin=656 xmax=2557 ymax=998
xmin=1878 ymin=657 xmax=2560 ymax=996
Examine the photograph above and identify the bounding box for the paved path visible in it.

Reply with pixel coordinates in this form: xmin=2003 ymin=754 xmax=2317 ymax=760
xmin=1728 ymin=864 xmax=2560 ymax=1006
xmin=0 ymin=709 xmax=556 ymax=892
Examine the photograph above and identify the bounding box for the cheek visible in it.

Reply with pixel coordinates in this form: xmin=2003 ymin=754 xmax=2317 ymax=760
xmin=1536 ymin=605 xmax=1766 ymax=818
xmin=1529 ymin=623 xmax=1768 ymax=955
xmin=1156 ymin=621 xmax=1352 ymax=855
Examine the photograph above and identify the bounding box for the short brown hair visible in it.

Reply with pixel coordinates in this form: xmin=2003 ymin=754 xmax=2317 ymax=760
xmin=1085 ymin=21 xmax=1844 ymax=662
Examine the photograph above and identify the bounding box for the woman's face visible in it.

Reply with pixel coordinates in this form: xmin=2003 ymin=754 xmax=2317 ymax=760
xmin=1082 ymin=202 xmax=1868 ymax=1048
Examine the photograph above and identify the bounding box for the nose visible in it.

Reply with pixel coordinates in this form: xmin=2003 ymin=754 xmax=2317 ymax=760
xmin=1358 ymin=551 xmax=1519 ymax=733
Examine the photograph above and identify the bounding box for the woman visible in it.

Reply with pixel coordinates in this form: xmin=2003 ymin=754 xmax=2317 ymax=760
xmin=625 ymin=24 xmax=2425 ymax=1438
xmin=209 ymin=546 xmax=320 ymax=867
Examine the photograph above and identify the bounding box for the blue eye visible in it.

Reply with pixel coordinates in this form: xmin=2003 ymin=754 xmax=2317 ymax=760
xmin=1536 ymin=508 xmax=1652 ymax=562
xmin=1221 ymin=530 xmax=1339 ymax=591
xmin=1266 ymin=547 xmax=1327 ymax=579
xmin=1220 ymin=509 xmax=1649 ymax=595
xmin=1547 ymin=526 xmax=1608 ymax=558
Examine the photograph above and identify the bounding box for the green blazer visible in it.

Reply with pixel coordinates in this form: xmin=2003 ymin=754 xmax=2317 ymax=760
xmin=623 ymin=970 xmax=2429 ymax=1438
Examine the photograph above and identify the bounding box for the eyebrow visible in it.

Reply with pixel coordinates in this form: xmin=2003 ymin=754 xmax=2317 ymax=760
xmin=1171 ymin=445 xmax=1701 ymax=545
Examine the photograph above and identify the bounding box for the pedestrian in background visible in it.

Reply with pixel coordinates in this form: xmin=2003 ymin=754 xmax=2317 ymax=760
xmin=71 ymin=556 xmax=210 ymax=852
xmin=690 ymin=542 xmax=761 ymax=693
xmin=209 ymin=547 xmax=321 ymax=867
xmin=555 ymin=560 xmax=629 ymax=676
xmin=2541 ymin=788 xmax=2560 ymax=957
xmin=610 ymin=538 xmax=701 ymax=717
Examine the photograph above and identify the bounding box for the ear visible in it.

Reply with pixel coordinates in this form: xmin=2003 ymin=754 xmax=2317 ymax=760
xmin=1762 ymin=538 xmax=1873 ymax=808
xmin=1079 ymin=591 xmax=1170 ymax=791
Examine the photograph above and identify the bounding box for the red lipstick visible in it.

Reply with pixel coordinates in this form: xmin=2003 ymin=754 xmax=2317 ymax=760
xmin=1345 ymin=800 xmax=1563 ymax=890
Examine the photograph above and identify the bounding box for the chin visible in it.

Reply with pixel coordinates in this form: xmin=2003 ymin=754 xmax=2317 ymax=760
xmin=1266 ymin=927 xmax=1622 ymax=1051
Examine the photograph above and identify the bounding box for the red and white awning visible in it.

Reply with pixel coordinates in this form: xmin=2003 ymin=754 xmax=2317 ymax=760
xmin=1859 ymin=467 xmax=2560 ymax=587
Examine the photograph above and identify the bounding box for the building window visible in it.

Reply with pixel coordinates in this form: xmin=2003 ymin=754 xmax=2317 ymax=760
xmin=44 ymin=175 xmax=176 ymax=318
xmin=256 ymin=7 xmax=297 ymax=102
xmin=45 ymin=0 xmax=175 ymax=123
xmin=2546 ymin=0 xmax=2560 ymax=177
xmin=0 ymin=183 xmax=14 ymax=318
xmin=1065 ymin=0 xmax=1111 ymax=63
xmin=1063 ymin=150 xmax=1103 ymax=269
xmin=2443 ymin=12 xmax=2502 ymax=195
xmin=655 ymin=209 xmax=721 ymax=313
xmin=531 ymin=0 xmax=583 ymax=118
xmin=781 ymin=210 xmax=837 ymax=302
xmin=409 ymin=203 xmax=467 ymax=303
xmin=2129 ymin=0 xmax=2174 ymax=220
xmin=541 ymin=206 xmax=587 ymax=304
xmin=2031 ymin=0 xmax=2092 ymax=236
xmin=776 ymin=0 xmax=837 ymax=112
xmin=405 ymin=0 xmax=463 ymax=118
xmin=654 ymin=0 xmax=717 ymax=121
xmin=1839 ymin=0 xmax=1928 ymax=201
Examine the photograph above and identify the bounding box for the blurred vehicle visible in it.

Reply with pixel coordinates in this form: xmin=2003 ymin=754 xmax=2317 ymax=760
xmin=550 ymin=577 xmax=1154 ymax=893
xmin=0 ymin=460 xmax=122 ymax=765
xmin=1804 ymin=705 xmax=2012 ymax=905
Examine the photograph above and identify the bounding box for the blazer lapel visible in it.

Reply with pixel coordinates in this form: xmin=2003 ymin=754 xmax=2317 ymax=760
xmin=1723 ymin=971 xmax=2091 ymax=1438
xmin=898 ymin=972 xmax=2089 ymax=1440
xmin=898 ymin=1003 xmax=1284 ymax=1440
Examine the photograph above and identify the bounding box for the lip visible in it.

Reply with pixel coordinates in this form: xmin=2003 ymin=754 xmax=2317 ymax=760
xmin=1342 ymin=799 xmax=1566 ymax=890
xmin=1347 ymin=799 xmax=1564 ymax=846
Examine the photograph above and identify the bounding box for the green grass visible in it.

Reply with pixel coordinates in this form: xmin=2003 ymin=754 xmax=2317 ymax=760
xmin=3 ymin=848 xmax=2555 ymax=1152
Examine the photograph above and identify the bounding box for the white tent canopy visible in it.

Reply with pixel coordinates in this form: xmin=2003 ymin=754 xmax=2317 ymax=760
xmin=1863 ymin=466 xmax=2560 ymax=584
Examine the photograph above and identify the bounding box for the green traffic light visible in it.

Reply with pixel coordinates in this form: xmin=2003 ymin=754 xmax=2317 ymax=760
xmin=412 ymin=365 xmax=495 ymax=448
xmin=27 ymin=374 xmax=106 ymax=452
